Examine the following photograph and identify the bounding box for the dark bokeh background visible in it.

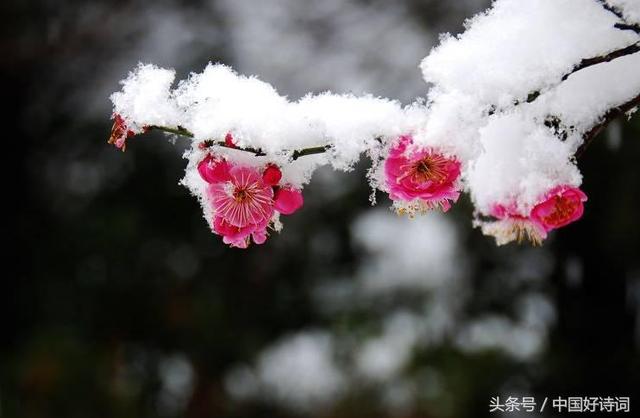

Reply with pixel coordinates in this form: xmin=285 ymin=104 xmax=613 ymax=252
xmin=4 ymin=0 xmax=640 ymax=417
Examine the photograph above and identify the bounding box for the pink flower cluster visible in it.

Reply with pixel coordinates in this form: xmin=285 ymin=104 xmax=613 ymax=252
xmin=198 ymin=155 xmax=303 ymax=248
xmin=483 ymin=186 xmax=588 ymax=245
xmin=384 ymin=135 xmax=462 ymax=214
xmin=382 ymin=135 xmax=587 ymax=245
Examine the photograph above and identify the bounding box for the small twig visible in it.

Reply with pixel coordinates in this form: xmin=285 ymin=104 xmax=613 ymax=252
xmin=562 ymin=42 xmax=640 ymax=81
xmin=509 ymin=41 xmax=640 ymax=111
xmin=596 ymin=0 xmax=626 ymax=20
xmin=577 ymin=92 xmax=640 ymax=157
xmin=596 ymin=0 xmax=640 ymax=34
xmin=147 ymin=125 xmax=332 ymax=160
xmin=499 ymin=42 xmax=640 ymax=112
xmin=291 ymin=145 xmax=332 ymax=161
xmin=148 ymin=125 xmax=194 ymax=138
xmin=614 ymin=23 xmax=640 ymax=35
xmin=198 ymin=139 xmax=267 ymax=156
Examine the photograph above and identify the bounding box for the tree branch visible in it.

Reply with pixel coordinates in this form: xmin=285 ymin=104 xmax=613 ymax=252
xmin=148 ymin=125 xmax=194 ymax=138
xmin=614 ymin=23 xmax=640 ymax=35
xmin=504 ymin=42 xmax=640 ymax=110
xmin=147 ymin=125 xmax=331 ymax=161
xmin=561 ymin=42 xmax=640 ymax=81
xmin=576 ymin=92 xmax=640 ymax=157
xmin=291 ymin=145 xmax=332 ymax=160
xmin=595 ymin=0 xmax=640 ymax=34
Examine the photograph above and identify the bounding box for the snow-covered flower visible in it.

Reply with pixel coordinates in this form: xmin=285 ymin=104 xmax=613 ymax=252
xmin=384 ymin=135 xmax=461 ymax=215
xmin=198 ymin=155 xmax=303 ymax=248
xmin=481 ymin=204 xmax=548 ymax=246
xmin=481 ymin=185 xmax=587 ymax=246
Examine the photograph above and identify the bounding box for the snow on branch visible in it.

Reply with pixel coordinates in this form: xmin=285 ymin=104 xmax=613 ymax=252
xmin=108 ymin=0 xmax=640 ymax=248
xmin=578 ymin=92 xmax=640 ymax=156
xmin=599 ymin=0 xmax=640 ymax=33
xmin=563 ymin=41 xmax=640 ymax=81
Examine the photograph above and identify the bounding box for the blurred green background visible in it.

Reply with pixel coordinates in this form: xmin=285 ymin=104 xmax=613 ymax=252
xmin=4 ymin=0 xmax=640 ymax=417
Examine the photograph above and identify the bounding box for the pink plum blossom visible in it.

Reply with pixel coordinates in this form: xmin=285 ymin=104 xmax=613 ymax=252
xmin=482 ymin=185 xmax=587 ymax=245
xmin=208 ymin=165 xmax=274 ymax=229
xmin=530 ymin=186 xmax=587 ymax=232
xmin=198 ymin=155 xmax=304 ymax=248
xmin=384 ymin=135 xmax=461 ymax=214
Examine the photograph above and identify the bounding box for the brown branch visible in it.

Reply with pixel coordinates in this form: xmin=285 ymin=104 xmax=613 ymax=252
xmin=291 ymin=145 xmax=332 ymax=160
xmin=614 ymin=23 xmax=640 ymax=35
xmin=503 ymin=42 xmax=640 ymax=111
xmin=148 ymin=125 xmax=193 ymax=138
xmin=198 ymin=139 xmax=267 ymax=156
xmin=596 ymin=0 xmax=626 ymax=20
xmin=562 ymin=42 xmax=640 ymax=81
xmin=147 ymin=125 xmax=331 ymax=161
xmin=595 ymin=0 xmax=640 ymax=34
xmin=576 ymin=92 xmax=640 ymax=157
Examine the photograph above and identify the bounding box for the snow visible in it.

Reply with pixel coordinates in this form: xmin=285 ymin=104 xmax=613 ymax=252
xmin=534 ymin=51 xmax=640 ymax=133
xmin=420 ymin=0 xmax=637 ymax=106
xmin=467 ymin=112 xmax=582 ymax=214
xmin=110 ymin=63 xmax=181 ymax=131
xmin=114 ymin=62 xmax=419 ymax=180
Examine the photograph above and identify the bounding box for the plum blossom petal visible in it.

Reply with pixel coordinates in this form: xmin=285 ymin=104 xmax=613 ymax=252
xmin=213 ymin=216 xmax=270 ymax=248
xmin=198 ymin=155 xmax=231 ymax=184
xmin=213 ymin=216 xmax=254 ymax=248
xmin=274 ymin=187 xmax=304 ymax=215
xmin=262 ymin=164 xmax=282 ymax=186
xmin=251 ymin=222 xmax=269 ymax=245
